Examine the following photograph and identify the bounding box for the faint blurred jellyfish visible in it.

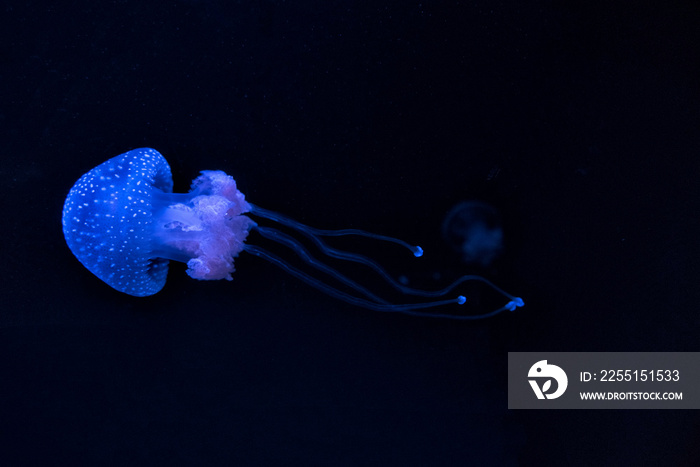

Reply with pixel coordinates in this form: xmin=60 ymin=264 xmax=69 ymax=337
xmin=442 ymin=201 xmax=504 ymax=268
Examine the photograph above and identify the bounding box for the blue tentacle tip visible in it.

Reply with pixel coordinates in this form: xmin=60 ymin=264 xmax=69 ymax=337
xmin=505 ymin=297 xmax=525 ymax=311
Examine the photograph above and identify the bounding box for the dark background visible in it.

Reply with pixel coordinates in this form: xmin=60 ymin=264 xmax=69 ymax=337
xmin=2 ymin=0 xmax=700 ymax=465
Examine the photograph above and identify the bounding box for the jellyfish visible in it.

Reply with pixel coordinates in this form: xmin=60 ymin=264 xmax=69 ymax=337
xmin=442 ymin=201 xmax=504 ymax=268
xmin=62 ymin=148 xmax=523 ymax=319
